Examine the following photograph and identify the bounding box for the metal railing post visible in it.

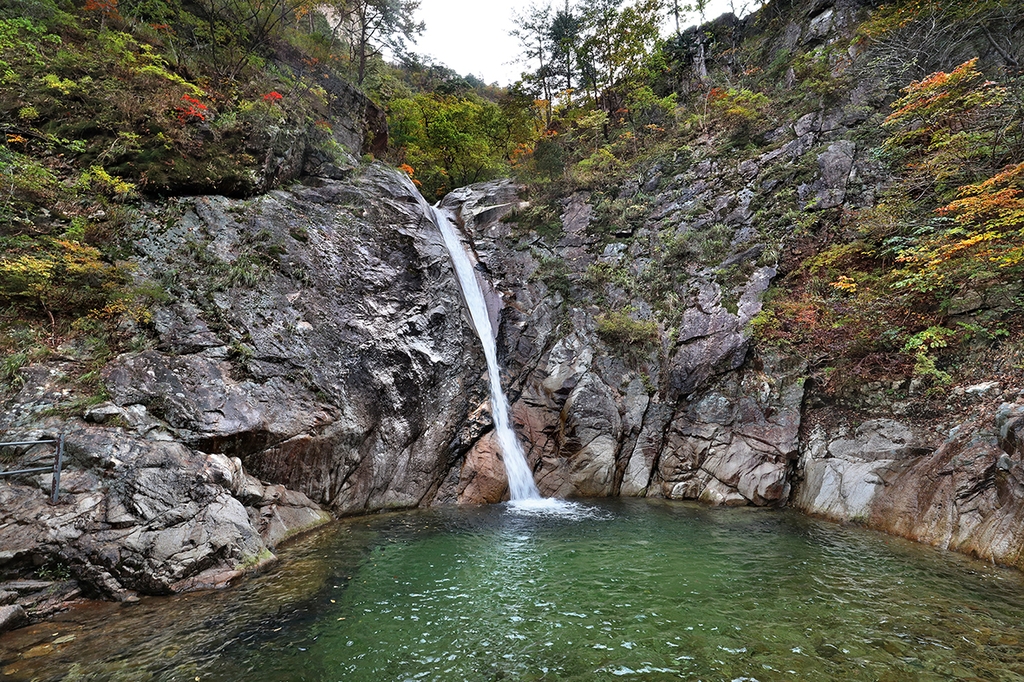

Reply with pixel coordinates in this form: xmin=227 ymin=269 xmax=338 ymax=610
xmin=50 ymin=434 xmax=64 ymax=505
xmin=1 ymin=436 xmax=64 ymax=504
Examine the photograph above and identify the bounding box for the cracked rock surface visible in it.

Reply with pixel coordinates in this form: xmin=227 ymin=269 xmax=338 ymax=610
xmin=0 ymin=163 xmax=477 ymax=622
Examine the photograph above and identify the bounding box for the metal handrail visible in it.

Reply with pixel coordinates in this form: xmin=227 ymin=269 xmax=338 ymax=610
xmin=0 ymin=434 xmax=64 ymax=504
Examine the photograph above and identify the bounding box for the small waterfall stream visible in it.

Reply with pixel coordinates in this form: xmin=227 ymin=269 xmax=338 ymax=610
xmin=431 ymin=205 xmax=542 ymax=501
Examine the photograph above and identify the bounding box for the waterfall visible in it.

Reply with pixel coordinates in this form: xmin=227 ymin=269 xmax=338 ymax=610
xmin=431 ymin=205 xmax=542 ymax=501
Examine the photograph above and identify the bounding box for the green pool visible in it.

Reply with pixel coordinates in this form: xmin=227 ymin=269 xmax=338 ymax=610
xmin=3 ymin=499 xmax=1024 ymax=681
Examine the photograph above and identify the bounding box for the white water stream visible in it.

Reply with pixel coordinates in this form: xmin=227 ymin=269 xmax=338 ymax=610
xmin=431 ymin=205 xmax=542 ymax=501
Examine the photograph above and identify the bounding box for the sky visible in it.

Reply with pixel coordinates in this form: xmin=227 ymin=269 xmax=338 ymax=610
xmin=412 ymin=0 xmax=744 ymax=87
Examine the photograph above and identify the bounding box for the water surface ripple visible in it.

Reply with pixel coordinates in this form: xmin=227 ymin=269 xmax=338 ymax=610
xmin=3 ymin=500 xmax=1024 ymax=681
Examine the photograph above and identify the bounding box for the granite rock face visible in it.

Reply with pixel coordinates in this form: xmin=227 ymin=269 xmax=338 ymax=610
xmin=104 ymin=164 xmax=480 ymax=515
xmin=434 ymin=179 xmax=799 ymax=507
xmin=3 ymin=0 xmax=1024 ymax=644
xmin=657 ymin=353 xmax=804 ymax=506
xmin=0 ymin=606 xmax=27 ymax=634
xmin=4 ymin=43 xmax=1024 ymax=638
xmin=0 ymin=422 xmax=329 ymax=610
xmin=794 ymin=402 xmax=1024 ymax=569
xmin=0 ymin=163 xmax=479 ymax=614
xmin=430 ymin=135 xmax=1024 ymax=574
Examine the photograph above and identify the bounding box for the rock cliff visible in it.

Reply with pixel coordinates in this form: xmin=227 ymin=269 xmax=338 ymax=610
xmin=2 ymin=138 xmax=1022 ymax=631
xmin=413 ymin=0 xmax=1024 ymax=573
xmin=1 ymin=160 xmax=487 ymax=618
xmin=433 ymin=178 xmax=1024 ymax=573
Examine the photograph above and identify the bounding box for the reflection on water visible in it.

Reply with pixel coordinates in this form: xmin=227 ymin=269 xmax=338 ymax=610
xmin=3 ymin=499 xmax=1024 ymax=681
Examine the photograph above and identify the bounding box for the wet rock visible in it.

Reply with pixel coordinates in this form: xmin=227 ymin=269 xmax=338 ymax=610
xmin=439 ymin=173 xmax=796 ymax=507
xmin=794 ymin=402 xmax=1024 ymax=569
xmin=0 ymin=605 xmax=28 ymax=633
xmin=456 ymin=432 xmax=509 ymax=504
xmin=659 ymin=353 xmax=804 ymax=505
xmin=0 ymin=163 xmax=484 ymax=611
xmin=0 ymin=424 xmax=329 ymax=605
xmin=170 ymin=567 xmax=246 ymax=593
xmin=997 ymin=403 xmax=1024 ymax=456
xmin=21 ymin=582 xmax=83 ymax=621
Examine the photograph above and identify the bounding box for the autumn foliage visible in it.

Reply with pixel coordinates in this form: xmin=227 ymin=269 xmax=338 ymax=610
xmin=176 ymin=95 xmax=208 ymax=123
xmin=756 ymin=58 xmax=1024 ymax=390
xmin=881 ymin=60 xmax=1024 ymax=292
xmin=882 ymin=58 xmax=1008 ymax=195
xmin=82 ymin=0 xmax=120 ymax=23
xmin=0 ymin=239 xmax=130 ymax=316
xmin=933 ymin=162 xmax=1024 ymax=269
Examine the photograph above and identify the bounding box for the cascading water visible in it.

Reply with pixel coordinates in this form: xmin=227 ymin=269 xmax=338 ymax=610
xmin=431 ymin=205 xmax=542 ymax=501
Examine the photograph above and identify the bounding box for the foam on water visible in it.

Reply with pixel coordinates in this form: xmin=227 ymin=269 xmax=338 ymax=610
xmin=505 ymin=497 xmax=611 ymax=520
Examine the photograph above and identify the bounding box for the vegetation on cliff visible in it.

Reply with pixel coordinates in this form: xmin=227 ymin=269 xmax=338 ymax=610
xmin=0 ymin=0 xmax=420 ymax=396
xmin=759 ymin=55 xmax=1024 ymax=391
xmin=2 ymin=0 xmax=1023 ymax=403
xmin=2 ymin=0 xmax=1024 ymax=609
xmin=486 ymin=0 xmax=1024 ymax=398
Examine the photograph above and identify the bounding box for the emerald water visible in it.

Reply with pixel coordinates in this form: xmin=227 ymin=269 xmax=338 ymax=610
xmin=4 ymin=499 xmax=1024 ymax=681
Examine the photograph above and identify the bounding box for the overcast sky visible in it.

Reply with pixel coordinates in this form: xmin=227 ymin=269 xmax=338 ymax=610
xmin=412 ymin=0 xmax=743 ymax=86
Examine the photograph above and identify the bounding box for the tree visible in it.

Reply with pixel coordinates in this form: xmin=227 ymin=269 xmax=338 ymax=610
xmin=667 ymin=0 xmax=707 ymax=36
xmin=579 ymin=0 xmax=663 ymax=111
xmin=82 ymin=0 xmax=120 ymax=27
xmin=176 ymin=0 xmax=309 ymax=77
xmin=389 ymin=91 xmax=536 ymax=197
xmin=548 ymin=5 xmax=583 ymax=102
xmin=882 ymin=58 xmax=1010 ymax=197
xmin=345 ymin=0 xmax=423 ymax=85
xmin=862 ymin=61 xmax=1024 ymax=297
xmin=511 ymin=2 xmax=554 ymax=121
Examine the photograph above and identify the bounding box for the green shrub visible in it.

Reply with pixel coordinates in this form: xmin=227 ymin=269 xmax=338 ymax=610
xmin=596 ymin=310 xmax=660 ymax=347
xmin=667 ymin=223 xmax=734 ymax=265
xmin=531 ymin=255 xmax=572 ymax=299
xmin=902 ymin=326 xmax=956 ymax=385
xmin=0 ymin=238 xmax=130 ymax=315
